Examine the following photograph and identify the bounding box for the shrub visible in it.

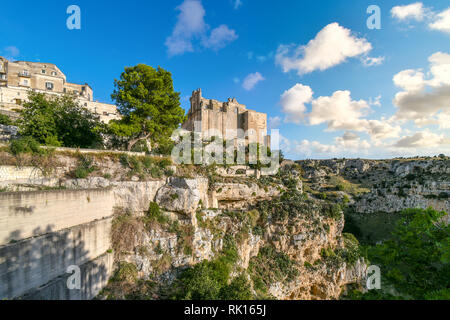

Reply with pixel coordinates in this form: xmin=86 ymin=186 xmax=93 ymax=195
xmin=146 ymin=202 xmax=169 ymax=225
xmin=73 ymin=154 xmax=96 ymax=178
xmin=0 ymin=113 xmax=13 ymax=125
xmin=9 ymin=137 xmax=40 ymax=155
xmin=348 ymin=207 xmax=450 ymax=300
xmin=249 ymin=246 xmax=299 ymax=298
xmin=170 ymin=235 xmax=240 ymax=300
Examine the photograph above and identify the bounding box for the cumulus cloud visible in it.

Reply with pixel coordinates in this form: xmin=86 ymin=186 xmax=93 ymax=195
xmin=279 ymin=83 xmax=401 ymax=142
xmin=393 ymin=131 xmax=450 ymax=148
xmin=290 ymin=135 xmax=371 ymax=157
xmin=393 ymin=52 xmax=450 ymax=128
xmin=309 ymin=90 xmax=370 ymax=131
xmin=275 ymin=23 xmax=372 ymax=75
xmin=165 ymin=0 xmax=237 ymax=56
xmin=391 ymin=3 xmax=450 ymax=35
xmin=279 ymin=84 xmax=313 ymax=123
xmin=429 ymin=8 xmax=450 ymax=34
xmin=202 ymin=25 xmax=238 ymax=50
xmin=366 ymin=119 xmax=402 ymax=141
xmin=268 ymin=116 xmax=282 ymax=129
xmin=242 ymin=72 xmax=265 ymax=91
xmin=393 ymin=69 xmax=426 ymax=91
xmin=391 ymin=2 xmax=426 ymax=21
xmin=335 ymin=133 xmax=371 ymax=150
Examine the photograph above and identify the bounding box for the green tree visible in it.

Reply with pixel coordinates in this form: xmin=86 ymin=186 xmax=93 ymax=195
xmin=109 ymin=64 xmax=186 ymax=151
xmin=0 ymin=113 xmax=13 ymax=126
xmin=53 ymin=95 xmax=105 ymax=148
xmin=18 ymin=92 xmax=104 ymax=148
xmin=18 ymin=92 xmax=59 ymax=145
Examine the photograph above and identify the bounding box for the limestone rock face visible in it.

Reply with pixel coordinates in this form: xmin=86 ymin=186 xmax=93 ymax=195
xmin=155 ymin=177 xmax=209 ymax=214
xmin=212 ymin=182 xmax=280 ymax=209
xmin=114 ymin=180 xmax=167 ymax=214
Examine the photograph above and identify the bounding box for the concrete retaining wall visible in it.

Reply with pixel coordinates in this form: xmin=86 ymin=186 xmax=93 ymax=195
xmin=0 ymin=217 xmax=113 ymax=299
xmin=19 ymin=252 xmax=114 ymax=300
xmin=0 ymin=188 xmax=114 ymax=245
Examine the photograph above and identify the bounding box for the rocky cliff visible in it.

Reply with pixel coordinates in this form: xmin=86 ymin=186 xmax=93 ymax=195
xmin=5 ymin=150 xmax=447 ymax=300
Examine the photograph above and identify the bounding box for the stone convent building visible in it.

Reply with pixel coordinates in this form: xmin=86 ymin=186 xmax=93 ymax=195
xmin=0 ymin=56 xmax=119 ymax=123
xmin=182 ymin=89 xmax=270 ymax=146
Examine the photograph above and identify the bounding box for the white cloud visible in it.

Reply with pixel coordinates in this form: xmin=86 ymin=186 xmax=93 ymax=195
xmin=335 ymin=133 xmax=371 ymax=150
xmin=165 ymin=0 xmax=237 ymax=56
xmin=268 ymin=116 xmax=282 ymax=129
xmin=233 ymin=0 xmax=243 ymax=10
xmin=290 ymin=135 xmax=371 ymax=157
xmin=393 ymin=69 xmax=426 ymax=91
xmin=202 ymin=25 xmax=238 ymax=50
xmin=363 ymin=56 xmax=385 ymax=67
xmin=391 ymin=4 xmax=450 ymax=35
xmin=393 ymin=52 xmax=450 ymax=127
xmin=279 ymin=83 xmax=401 ymax=142
xmin=429 ymin=8 xmax=450 ymax=34
xmin=393 ymin=131 xmax=450 ymax=148
xmin=275 ymin=23 xmax=372 ymax=75
xmin=366 ymin=119 xmax=402 ymax=141
xmin=309 ymin=90 xmax=370 ymax=131
xmin=391 ymin=2 xmax=426 ymax=21
xmin=279 ymin=84 xmax=313 ymax=123
xmin=242 ymin=72 xmax=265 ymax=91
xmin=165 ymin=0 xmax=206 ymax=56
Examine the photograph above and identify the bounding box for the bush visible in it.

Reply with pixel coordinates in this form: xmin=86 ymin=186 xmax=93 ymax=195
xmin=349 ymin=208 xmax=450 ymax=300
xmin=0 ymin=113 xmax=13 ymax=125
xmin=146 ymin=202 xmax=169 ymax=225
xmin=9 ymin=137 xmax=41 ymax=155
xmin=170 ymin=235 xmax=240 ymax=300
xmin=73 ymin=154 xmax=96 ymax=178
xmin=249 ymin=246 xmax=299 ymax=298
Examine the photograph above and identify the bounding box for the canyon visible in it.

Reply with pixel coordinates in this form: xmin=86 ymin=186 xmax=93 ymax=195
xmin=0 ymin=149 xmax=448 ymax=300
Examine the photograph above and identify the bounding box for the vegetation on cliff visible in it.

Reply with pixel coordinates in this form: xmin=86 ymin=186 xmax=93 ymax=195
xmin=345 ymin=207 xmax=449 ymax=300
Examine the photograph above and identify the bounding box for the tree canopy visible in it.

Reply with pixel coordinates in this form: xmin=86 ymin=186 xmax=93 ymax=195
xmin=109 ymin=64 xmax=186 ymax=151
xmin=18 ymin=92 xmax=104 ymax=148
xmin=346 ymin=207 xmax=449 ymax=300
xmin=0 ymin=113 xmax=13 ymax=126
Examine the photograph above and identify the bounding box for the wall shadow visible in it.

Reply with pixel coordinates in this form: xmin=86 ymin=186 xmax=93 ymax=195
xmin=0 ymin=223 xmax=112 ymax=300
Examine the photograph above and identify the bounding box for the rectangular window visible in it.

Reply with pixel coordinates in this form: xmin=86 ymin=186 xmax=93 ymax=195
xmin=46 ymin=82 xmax=54 ymax=90
xmin=41 ymin=70 xmax=46 ymax=74
xmin=51 ymin=71 xmax=57 ymax=76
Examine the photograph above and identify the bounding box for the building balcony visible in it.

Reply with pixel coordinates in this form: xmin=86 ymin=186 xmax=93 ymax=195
xmin=19 ymin=72 xmax=31 ymax=78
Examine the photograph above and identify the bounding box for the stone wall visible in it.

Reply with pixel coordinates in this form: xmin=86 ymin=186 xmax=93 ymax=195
xmin=0 ymin=165 xmax=44 ymax=183
xmin=0 ymin=124 xmax=18 ymax=142
xmin=0 ymin=188 xmax=115 ymax=245
xmin=0 ymin=217 xmax=113 ymax=299
xmin=20 ymin=252 xmax=114 ymax=300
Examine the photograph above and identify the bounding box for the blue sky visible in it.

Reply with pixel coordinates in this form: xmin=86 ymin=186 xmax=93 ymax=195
xmin=1 ymin=0 xmax=449 ymax=159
